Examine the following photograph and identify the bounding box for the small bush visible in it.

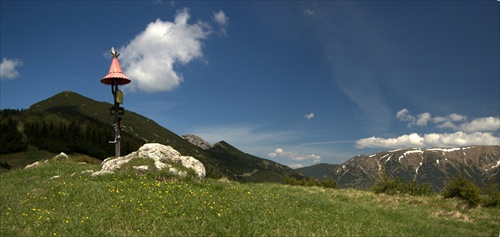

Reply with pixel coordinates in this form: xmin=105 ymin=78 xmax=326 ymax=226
xmin=372 ymin=173 xmax=398 ymax=195
xmin=442 ymin=173 xmax=481 ymax=207
xmin=480 ymin=176 xmax=500 ymax=207
xmin=0 ymin=161 xmax=12 ymax=170
xmin=372 ymin=173 xmax=433 ymax=196
xmin=321 ymin=177 xmax=337 ymax=189
xmin=71 ymin=155 xmax=101 ymax=164
xmin=285 ymin=176 xmax=337 ymax=189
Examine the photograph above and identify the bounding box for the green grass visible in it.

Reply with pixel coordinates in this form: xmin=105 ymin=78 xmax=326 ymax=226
xmin=0 ymin=146 xmax=56 ymax=173
xmin=1 ymin=162 xmax=499 ymax=237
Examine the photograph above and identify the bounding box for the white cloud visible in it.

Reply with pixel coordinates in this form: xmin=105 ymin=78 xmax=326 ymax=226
xmin=0 ymin=58 xmax=23 ymax=79
xmin=370 ymin=109 xmax=500 ymax=148
xmin=305 ymin=113 xmax=315 ymax=120
xmin=415 ymin=112 xmax=432 ymax=126
xmin=434 ymin=113 xmax=467 ymax=123
xmin=396 ymin=108 xmax=412 ymax=122
xmin=304 ymin=8 xmax=315 ymax=17
xmin=289 ymin=164 xmax=304 ymax=169
xmin=268 ymin=148 xmax=321 ymax=164
xmin=212 ymin=10 xmax=228 ymax=36
xmin=355 ymin=131 xmax=499 ymax=149
xmin=458 ymin=117 xmax=500 ymax=133
xmin=396 ymin=108 xmax=498 ymax=133
xmin=396 ymin=109 xmax=432 ymax=127
xmin=356 ymin=133 xmax=423 ymax=148
xmin=119 ymin=8 xmax=221 ymax=93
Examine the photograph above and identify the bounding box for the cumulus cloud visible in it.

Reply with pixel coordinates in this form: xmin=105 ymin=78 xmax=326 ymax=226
xmin=396 ymin=108 xmax=498 ymax=133
xmin=212 ymin=10 xmax=228 ymax=36
xmin=305 ymin=113 xmax=315 ymax=120
xmin=396 ymin=109 xmax=433 ymax=127
xmin=268 ymin=148 xmax=321 ymax=164
xmin=458 ymin=117 xmax=500 ymax=133
xmin=0 ymin=58 xmax=23 ymax=79
xmin=361 ymin=109 xmax=500 ymax=149
xmin=119 ymin=8 xmax=226 ymax=93
xmin=355 ymin=132 xmax=499 ymax=149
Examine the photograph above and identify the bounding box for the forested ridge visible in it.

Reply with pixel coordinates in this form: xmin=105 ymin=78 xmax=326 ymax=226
xmin=0 ymin=91 xmax=306 ymax=182
xmin=0 ymin=109 xmax=143 ymax=159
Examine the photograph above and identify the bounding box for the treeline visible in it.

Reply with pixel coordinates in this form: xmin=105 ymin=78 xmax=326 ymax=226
xmin=0 ymin=109 xmax=143 ymax=159
xmin=0 ymin=109 xmax=27 ymax=154
xmin=285 ymin=175 xmax=337 ymax=189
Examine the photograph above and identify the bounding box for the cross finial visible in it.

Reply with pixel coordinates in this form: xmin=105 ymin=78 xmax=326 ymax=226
xmin=111 ymin=47 xmax=120 ymax=58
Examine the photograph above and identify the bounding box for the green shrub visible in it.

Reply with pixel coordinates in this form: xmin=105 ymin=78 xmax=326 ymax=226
xmin=372 ymin=173 xmax=433 ymax=196
xmin=442 ymin=173 xmax=481 ymax=207
xmin=321 ymin=177 xmax=337 ymax=189
xmin=481 ymin=176 xmax=500 ymax=207
xmin=0 ymin=161 xmax=12 ymax=170
xmin=285 ymin=175 xmax=337 ymax=189
xmin=372 ymin=173 xmax=398 ymax=195
xmin=71 ymin=155 xmax=101 ymax=164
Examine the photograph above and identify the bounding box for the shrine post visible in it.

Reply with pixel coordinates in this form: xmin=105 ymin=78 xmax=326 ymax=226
xmin=100 ymin=47 xmax=131 ymax=157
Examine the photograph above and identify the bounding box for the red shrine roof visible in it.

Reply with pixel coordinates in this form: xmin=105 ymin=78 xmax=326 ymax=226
xmin=101 ymin=47 xmax=131 ymax=85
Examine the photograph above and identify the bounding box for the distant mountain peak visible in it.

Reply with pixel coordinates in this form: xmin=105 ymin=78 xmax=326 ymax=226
xmin=181 ymin=134 xmax=213 ymax=150
xmin=297 ymin=145 xmax=500 ymax=191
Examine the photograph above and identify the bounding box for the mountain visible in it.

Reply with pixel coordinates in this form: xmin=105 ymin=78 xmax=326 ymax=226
xmin=1 ymin=91 xmax=304 ymax=182
xmin=296 ymin=146 xmax=500 ymax=191
xmin=181 ymin=134 xmax=213 ymax=150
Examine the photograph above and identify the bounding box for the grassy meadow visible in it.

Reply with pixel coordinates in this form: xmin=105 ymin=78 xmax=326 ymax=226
xmin=1 ymin=161 xmax=499 ymax=237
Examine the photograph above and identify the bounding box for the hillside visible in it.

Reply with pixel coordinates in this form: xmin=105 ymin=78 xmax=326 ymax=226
xmin=297 ymin=146 xmax=500 ymax=191
xmin=0 ymin=91 xmax=304 ymax=182
xmin=1 ymin=161 xmax=498 ymax=236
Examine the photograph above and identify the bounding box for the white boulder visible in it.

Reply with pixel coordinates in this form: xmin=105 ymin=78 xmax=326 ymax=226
xmin=55 ymin=152 xmax=68 ymax=160
xmin=25 ymin=161 xmax=41 ymax=169
xmin=101 ymin=143 xmax=206 ymax=179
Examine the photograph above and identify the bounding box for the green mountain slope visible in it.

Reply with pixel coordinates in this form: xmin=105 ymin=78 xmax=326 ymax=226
xmin=1 ymin=91 xmax=304 ymax=182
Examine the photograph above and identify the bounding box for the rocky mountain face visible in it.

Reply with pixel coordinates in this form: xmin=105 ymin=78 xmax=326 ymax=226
xmin=297 ymin=146 xmax=500 ymax=191
xmin=181 ymin=134 xmax=213 ymax=150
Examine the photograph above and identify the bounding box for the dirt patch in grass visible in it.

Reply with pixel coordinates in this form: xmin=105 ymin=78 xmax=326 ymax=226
xmin=431 ymin=211 xmax=474 ymax=223
xmin=374 ymin=193 xmax=432 ymax=208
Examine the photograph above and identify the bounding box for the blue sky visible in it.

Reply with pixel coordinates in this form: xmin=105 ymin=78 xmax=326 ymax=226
xmin=1 ymin=1 xmax=499 ymax=168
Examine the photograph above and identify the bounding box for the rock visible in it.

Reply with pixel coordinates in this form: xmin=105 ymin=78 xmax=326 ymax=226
xmin=25 ymin=161 xmax=41 ymax=169
xmin=101 ymin=143 xmax=206 ymax=179
xmin=181 ymin=134 xmax=213 ymax=150
xmin=91 ymin=170 xmax=114 ymax=177
xmin=133 ymin=165 xmax=149 ymax=173
xmin=55 ymin=152 xmax=68 ymax=160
